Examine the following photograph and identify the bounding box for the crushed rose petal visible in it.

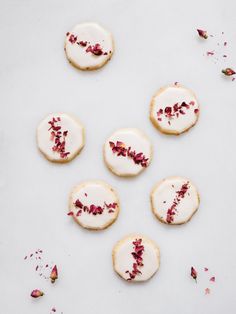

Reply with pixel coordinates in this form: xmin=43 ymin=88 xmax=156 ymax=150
xmin=109 ymin=141 xmax=149 ymax=167
xmin=205 ymin=288 xmax=211 ymax=295
xmin=125 ymin=239 xmax=144 ymax=281
xmin=166 ymin=182 xmax=189 ymax=223
xmin=210 ymin=276 xmax=215 ymax=282
xmin=191 ymin=266 xmax=197 ymax=282
xmin=68 ymin=34 xmax=77 ymax=44
xmin=204 ymin=267 xmax=209 ymax=272
xmin=197 ymin=29 xmax=208 ymax=39
xmin=73 ymin=199 xmax=117 ymax=216
xmin=31 ymin=289 xmax=44 ymax=298
xmin=222 ymin=68 xmax=236 ymax=76
xmin=48 ymin=117 xmax=70 ymax=159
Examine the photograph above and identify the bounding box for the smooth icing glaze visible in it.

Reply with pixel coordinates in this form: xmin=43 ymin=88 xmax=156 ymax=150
xmin=113 ymin=235 xmax=160 ymax=282
xmin=69 ymin=181 xmax=119 ymax=230
xmin=65 ymin=22 xmax=114 ymax=70
xmin=37 ymin=113 xmax=84 ymax=163
xmin=150 ymin=86 xmax=200 ymax=134
xmin=151 ymin=176 xmax=199 ymax=224
xmin=104 ymin=128 xmax=152 ymax=177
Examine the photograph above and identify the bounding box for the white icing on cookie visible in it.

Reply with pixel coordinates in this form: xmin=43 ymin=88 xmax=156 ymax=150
xmin=68 ymin=181 xmax=119 ymax=230
xmin=150 ymin=85 xmax=200 ymax=135
xmin=151 ymin=176 xmax=199 ymax=225
xmin=65 ymin=22 xmax=114 ymax=70
xmin=112 ymin=235 xmax=160 ymax=282
xmin=104 ymin=128 xmax=152 ymax=177
xmin=37 ymin=113 xmax=84 ymax=163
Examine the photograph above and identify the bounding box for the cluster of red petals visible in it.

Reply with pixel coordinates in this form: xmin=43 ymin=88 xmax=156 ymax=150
xmin=48 ymin=117 xmax=70 ymax=159
xmin=197 ymin=29 xmax=208 ymax=39
xmin=157 ymin=101 xmax=198 ymax=124
xmin=66 ymin=32 xmax=108 ymax=56
xmin=166 ymin=182 xmax=189 ymax=223
xmin=222 ymin=68 xmax=236 ymax=76
xmin=69 ymin=199 xmax=117 ymax=217
xmin=109 ymin=141 xmax=149 ymax=167
xmin=126 ymin=239 xmax=144 ymax=281
xmin=50 ymin=265 xmax=58 ymax=284
xmin=191 ymin=266 xmax=197 ymax=282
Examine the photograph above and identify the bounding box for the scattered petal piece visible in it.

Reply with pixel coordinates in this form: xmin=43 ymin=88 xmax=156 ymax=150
xmin=210 ymin=276 xmax=215 ymax=282
xmin=204 ymin=267 xmax=209 ymax=272
xmin=31 ymin=289 xmax=44 ymax=298
xmin=222 ymin=68 xmax=236 ymax=76
xmin=205 ymin=288 xmax=211 ymax=295
xmin=191 ymin=266 xmax=197 ymax=282
xmin=197 ymin=29 xmax=208 ymax=39
xmin=50 ymin=265 xmax=58 ymax=283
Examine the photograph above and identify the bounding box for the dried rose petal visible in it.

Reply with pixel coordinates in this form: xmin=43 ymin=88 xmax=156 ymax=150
xmin=50 ymin=265 xmax=58 ymax=283
xmin=205 ymin=288 xmax=210 ymax=295
xmin=191 ymin=266 xmax=197 ymax=282
xmin=222 ymin=68 xmax=236 ymax=76
xmin=197 ymin=29 xmax=208 ymax=39
xmin=67 ymin=211 xmax=74 ymax=216
xmin=210 ymin=276 xmax=215 ymax=282
xmin=204 ymin=267 xmax=209 ymax=272
xmin=31 ymin=289 xmax=44 ymax=298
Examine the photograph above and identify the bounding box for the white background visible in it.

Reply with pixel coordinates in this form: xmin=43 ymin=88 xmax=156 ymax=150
xmin=0 ymin=0 xmax=236 ymax=313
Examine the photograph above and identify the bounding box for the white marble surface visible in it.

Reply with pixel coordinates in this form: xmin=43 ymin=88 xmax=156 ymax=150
xmin=0 ymin=0 xmax=236 ymax=313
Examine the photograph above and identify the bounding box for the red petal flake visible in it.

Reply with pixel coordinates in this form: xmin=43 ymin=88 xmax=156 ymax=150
xmin=205 ymin=288 xmax=211 ymax=295
xmin=67 ymin=211 xmax=74 ymax=216
xmin=222 ymin=68 xmax=236 ymax=76
xmin=126 ymin=239 xmax=144 ymax=280
xmin=191 ymin=266 xmax=197 ymax=282
xmin=68 ymin=34 xmax=77 ymax=44
xmin=204 ymin=267 xmax=209 ymax=271
xmin=31 ymin=289 xmax=44 ymax=298
xmin=210 ymin=276 xmax=215 ymax=282
xmin=197 ymin=29 xmax=208 ymax=39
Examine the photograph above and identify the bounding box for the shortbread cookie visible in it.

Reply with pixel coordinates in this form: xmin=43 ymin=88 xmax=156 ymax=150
xmin=151 ymin=176 xmax=200 ymax=225
xmin=104 ymin=128 xmax=152 ymax=177
xmin=112 ymin=234 xmax=160 ymax=282
xmin=37 ymin=113 xmax=84 ymax=163
xmin=68 ymin=181 xmax=120 ymax=230
xmin=150 ymin=85 xmax=200 ymax=135
xmin=65 ymin=22 xmax=114 ymax=71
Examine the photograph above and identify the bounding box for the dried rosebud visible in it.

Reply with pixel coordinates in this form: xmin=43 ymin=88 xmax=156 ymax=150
xmin=50 ymin=265 xmax=58 ymax=283
xmin=222 ymin=68 xmax=236 ymax=76
xmin=197 ymin=29 xmax=208 ymax=39
xmin=191 ymin=266 xmax=197 ymax=282
xmin=31 ymin=289 xmax=44 ymax=298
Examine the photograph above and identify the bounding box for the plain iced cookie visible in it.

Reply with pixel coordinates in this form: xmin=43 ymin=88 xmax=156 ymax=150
xmin=65 ymin=22 xmax=114 ymax=71
xmin=104 ymin=128 xmax=152 ymax=177
xmin=151 ymin=176 xmax=200 ymax=225
xmin=37 ymin=113 xmax=84 ymax=163
xmin=68 ymin=181 xmax=120 ymax=230
xmin=150 ymin=85 xmax=200 ymax=135
xmin=112 ymin=234 xmax=160 ymax=282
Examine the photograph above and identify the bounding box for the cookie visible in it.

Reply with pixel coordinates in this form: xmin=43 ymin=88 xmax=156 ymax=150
xmin=37 ymin=113 xmax=84 ymax=163
xmin=112 ymin=234 xmax=160 ymax=282
xmin=68 ymin=181 xmax=120 ymax=230
xmin=150 ymin=85 xmax=200 ymax=135
xmin=104 ymin=128 xmax=152 ymax=177
xmin=151 ymin=176 xmax=200 ymax=225
xmin=65 ymin=22 xmax=114 ymax=71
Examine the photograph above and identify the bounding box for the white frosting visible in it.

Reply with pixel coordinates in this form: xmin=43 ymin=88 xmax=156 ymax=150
xmin=150 ymin=86 xmax=200 ymax=134
xmin=151 ymin=177 xmax=199 ymax=224
xmin=104 ymin=128 xmax=152 ymax=177
xmin=37 ymin=113 xmax=84 ymax=163
xmin=69 ymin=181 xmax=119 ymax=230
xmin=113 ymin=235 xmax=160 ymax=282
xmin=65 ymin=22 xmax=114 ymax=70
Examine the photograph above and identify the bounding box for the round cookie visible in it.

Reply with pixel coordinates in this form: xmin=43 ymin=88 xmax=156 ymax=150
xmin=68 ymin=181 xmax=120 ymax=230
xmin=112 ymin=234 xmax=160 ymax=282
xmin=37 ymin=113 xmax=84 ymax=163
xmin=150 ymin=85 xmax=200 ymax=135
xmin=151 ymin=176 xmax=200 ymax=225
xmin=65 ymin=22 xmax=114 ymax=71
xmin=104 ymin=128 xmax=152 ymax=177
